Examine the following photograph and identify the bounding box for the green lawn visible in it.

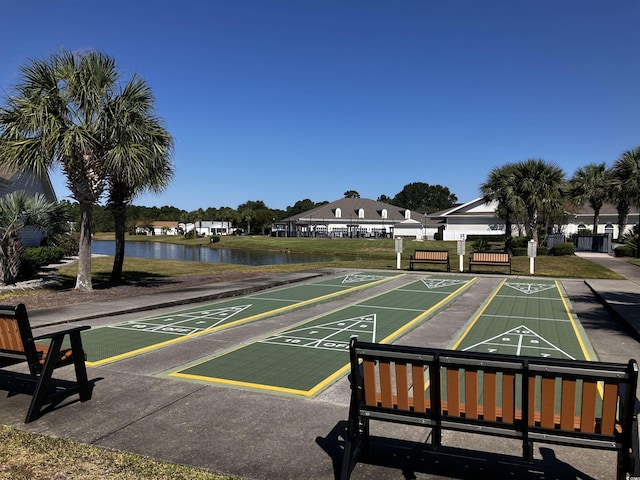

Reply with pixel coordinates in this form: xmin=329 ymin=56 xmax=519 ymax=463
xmin=87 ymin=233 xmax=622 ymax=280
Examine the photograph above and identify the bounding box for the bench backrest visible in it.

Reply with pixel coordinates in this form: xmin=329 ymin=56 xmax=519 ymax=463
xmin=471 ymin=252 xmax=509 ymax=263
xmin=414 ymin=250 xmax=449 ymax=261
xmin=349 ymin=339 xmax=638 ymax=443
xmin=0 ymin=304 xmax=40 ymax=368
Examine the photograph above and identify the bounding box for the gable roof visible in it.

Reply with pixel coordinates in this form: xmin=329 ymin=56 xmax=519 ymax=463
xmin=0 ymin=167 xmax=57 ymax=202
xmin=281 ymin=197 xmax=424 ymax=223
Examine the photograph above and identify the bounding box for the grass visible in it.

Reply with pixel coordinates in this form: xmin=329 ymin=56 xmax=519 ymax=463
xmin=0 ymin=425 xmax=237 ymax=480
xmin=0 ymin=233 xmax=627 ymax=478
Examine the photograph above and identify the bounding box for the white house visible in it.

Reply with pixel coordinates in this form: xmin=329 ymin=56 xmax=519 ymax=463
xmin=136 ymin=221 xmax=181 ymax=236
xmin=432 ymin=197 xmax=639 ymax=241
xmin=431 ymin=199 xmax=506 ymax=241
xmin=192 ymin=221 xmax=234 ymax=236
xmin=278 ymin=197 xmax=439 ymax=239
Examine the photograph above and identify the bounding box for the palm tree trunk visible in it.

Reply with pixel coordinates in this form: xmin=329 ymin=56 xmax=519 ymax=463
xmin=75 ymin=201 xmax=93 ymax=291
xmin=110 ymin=205 xmax=127 ymax=282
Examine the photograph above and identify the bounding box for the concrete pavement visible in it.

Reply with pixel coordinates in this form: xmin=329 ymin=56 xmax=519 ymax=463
xmin=1 ymin=256 xmax=640 ymax=479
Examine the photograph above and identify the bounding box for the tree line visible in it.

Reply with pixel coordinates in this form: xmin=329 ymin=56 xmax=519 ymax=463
xmin=61 ymin=183 xmax=458 ymax=236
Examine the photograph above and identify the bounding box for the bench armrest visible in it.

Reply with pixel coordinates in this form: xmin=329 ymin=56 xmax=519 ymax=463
xmin=33 ymin=325 xmax=91 ymax=341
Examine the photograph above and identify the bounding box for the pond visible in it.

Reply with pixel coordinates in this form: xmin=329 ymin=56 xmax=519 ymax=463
xmin=91 ymin=240 xmax=346 ymax=266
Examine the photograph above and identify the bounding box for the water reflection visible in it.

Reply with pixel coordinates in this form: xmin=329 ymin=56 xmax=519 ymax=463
xmin=91 ymin=240 xmax=343 ymax=266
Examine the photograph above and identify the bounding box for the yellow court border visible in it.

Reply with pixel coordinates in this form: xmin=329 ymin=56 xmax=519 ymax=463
xmin=87 ymin=272 xmax=404 ymax=366
xmin=169 ymin=276 xmax=478 ymax=397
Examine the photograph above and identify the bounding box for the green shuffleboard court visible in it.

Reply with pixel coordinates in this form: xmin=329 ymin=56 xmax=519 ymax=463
xmin=83 ymin=272 xmax=400 ymax=366
xmin=452 ymin=278 xmax=592 ymax=361
xmin=168 ymin=276 xmax=476 ymax=396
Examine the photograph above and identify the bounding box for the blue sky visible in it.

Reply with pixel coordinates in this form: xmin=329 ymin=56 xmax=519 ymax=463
xmin=2 ymin=1 xmax=639 ymax=212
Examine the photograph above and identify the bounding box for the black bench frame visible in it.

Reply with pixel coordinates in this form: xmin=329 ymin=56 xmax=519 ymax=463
xmin=409 ymin=249 xmax=450 ymax=272
xmin=341 ymin=338 xmax=640 ymax=480
xmin=0 ymin=303 xmax=91 ymax=422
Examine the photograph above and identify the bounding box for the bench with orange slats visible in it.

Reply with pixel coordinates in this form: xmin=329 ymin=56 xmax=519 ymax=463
xmin=409 ymin=250 xmax=451 ymax=272
xmin=469 ymin=251 xmax=511 ymax=274
xmin=0 ymin=303 xmax=92 ymax=422
xmin=341 ymin=338 xmax=640 ymax=480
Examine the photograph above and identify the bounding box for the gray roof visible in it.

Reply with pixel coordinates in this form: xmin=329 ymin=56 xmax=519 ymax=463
xmin=281 ymin=197 xmax=426 ymax=223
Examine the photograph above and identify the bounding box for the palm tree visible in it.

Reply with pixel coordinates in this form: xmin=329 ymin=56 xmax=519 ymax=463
xmin=611 ymin=147 xmax=640 ymax=256
xmin=0 ymin=191 xmax=66 ymax=285
xmin=0 ymin=50 xmax=119 ymax=291
xmin=568 ymin=163 xmax=609 ymax=235
xmin=511 ymin=159 xmax=566 ymax=243
xmin=103 ymin=76 xmax=173 ymax=282
xmin=608 ymin=164 xmax=631 ymax=242
xmin=480 ymin=163 xmax=523 ymax=253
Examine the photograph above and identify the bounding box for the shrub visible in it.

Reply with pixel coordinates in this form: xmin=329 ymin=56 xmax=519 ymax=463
xmin=54 ymin=234 xmax=79 ymax=256
xmin=511 ymin=236 xmax=530 ymax=248
xmin=209 ymin=235 xmax=221 ymax=244
xmin=615 ymin=245 xmax=636 ymax=257
xmin=549 ymin=242 xmax=576 ymax=256
xmin=472 ymin=239 xmax=489 ymax=252
xmin=20 ymin=246 xmax=66 ymax=280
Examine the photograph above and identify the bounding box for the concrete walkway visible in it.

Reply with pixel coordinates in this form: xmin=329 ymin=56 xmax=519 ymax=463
xmin=1 ymin=257 xmax=640 ymax=479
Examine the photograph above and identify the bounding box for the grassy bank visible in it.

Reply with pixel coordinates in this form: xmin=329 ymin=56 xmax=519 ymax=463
xmin=89 ymin=233 xmax=623 ymax=280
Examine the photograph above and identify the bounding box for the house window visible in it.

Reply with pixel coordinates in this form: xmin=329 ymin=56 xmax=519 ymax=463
xmin=577 ymin=224 xmax=588 ymax=233
xmin=381 ymin=209 xmax=387 ymax=219
xmin=335 ymin=208 xmax=341 ymax=218
xmin=358 ymin=208 xmax=364 ymax=219
xmin=404 ymin=210 xmax=411 ymax=220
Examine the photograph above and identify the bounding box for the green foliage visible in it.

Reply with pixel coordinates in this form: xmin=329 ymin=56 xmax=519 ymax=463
xmin=510 ymin=236 xmax=530 ymax=248
xmin=20 ymin=247 xmax=66 ymax=279
xmin=549 ymin=242 xmax=576 ymax=256
xmin=390 ymin=182 xmax=457 ymax=213
xmin=209 ymin=235 xmax=221 ymax=243
xmin=472 ymin=239 xmax=489 ymax=251
xmin=614 ymin=245 xmax=635 ymax=257
xmin=51 ymin=234 xmax=79 ymax=256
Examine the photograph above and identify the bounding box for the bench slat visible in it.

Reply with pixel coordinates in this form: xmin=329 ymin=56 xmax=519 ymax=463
xmin=396 ymin=362 xmax=410 ymax=411
xmin=484 ymin=371 xmax=497 ymax=421
xmin=465 ymin=370 xmax=478 ymax=419
xmin=379 ymin=360 xmax=393 ymax=408
xmin=447 ymin=369 xmax=460 ymax=416
xmin=0 ymin=316 xmax=24 ymax=353
xmin=412 ymin=364 xmax=426 ymax=412
xmin=363 ymin=359 xmax=377 ymax=408
xmin=502 ymin=373 xmax=516 ymax=423
xmin=601 ymin=382 xmax=619 ymax=435
xmin=581 ymin=380 xmax=598 ymax=434
xmin=560 ymin=378 xmax=577 ymax=431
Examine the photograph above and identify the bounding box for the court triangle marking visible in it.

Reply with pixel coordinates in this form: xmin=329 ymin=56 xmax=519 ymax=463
xmin=462 ymin=324 xmax=575 ymax=359
xmin=421 ymin=278 xmax=468 ymax=289
xmin=505 ymin=282 xmax=556 ymax=295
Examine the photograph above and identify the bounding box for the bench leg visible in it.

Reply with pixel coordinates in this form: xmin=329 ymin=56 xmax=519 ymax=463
xmin=26 ymin=336 xmax=64 ymax=423
xmin=69 ymin=332 xmax=91 ymax=401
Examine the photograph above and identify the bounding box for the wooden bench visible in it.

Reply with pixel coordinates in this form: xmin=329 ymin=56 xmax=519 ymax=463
xmin=0 ymin=303 xmax=91 ymax=423
xmin=409 ymin=250 xmax=450 ymax=272
xmin=341 ymin=338 xmax=640 ymax=480
xmin=469 ymin=251 xmax=511 ymax=274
